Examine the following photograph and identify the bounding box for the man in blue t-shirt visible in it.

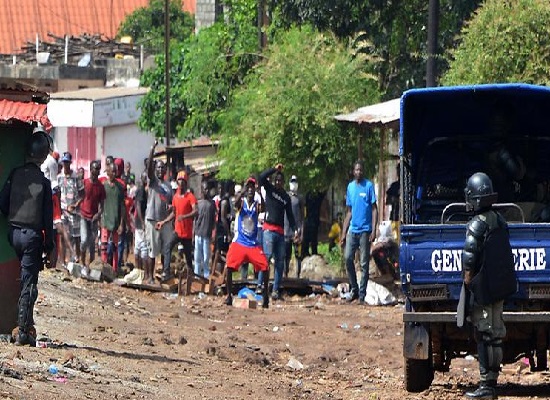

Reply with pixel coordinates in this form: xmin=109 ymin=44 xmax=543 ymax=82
xmin=340 ymin=160 xmax=379 ymax=304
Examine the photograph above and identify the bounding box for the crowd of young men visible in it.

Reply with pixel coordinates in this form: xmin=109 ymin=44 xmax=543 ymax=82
xmin=41 ymin=150 xmax=137 ymax=277
xmin=39 ymin=139 xmax=310 ymax=308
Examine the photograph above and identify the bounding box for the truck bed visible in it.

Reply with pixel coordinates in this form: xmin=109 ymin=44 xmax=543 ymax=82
xmin=400 ymin=223 xmax=550 ymax=305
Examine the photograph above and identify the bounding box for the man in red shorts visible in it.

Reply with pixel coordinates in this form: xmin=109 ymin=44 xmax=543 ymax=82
xmin=225 ymin=177 xmax=269 ymax=308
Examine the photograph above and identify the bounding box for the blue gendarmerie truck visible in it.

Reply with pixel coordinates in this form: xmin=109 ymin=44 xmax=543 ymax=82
xmin=400 ymin=83 xmax=550 ymax=392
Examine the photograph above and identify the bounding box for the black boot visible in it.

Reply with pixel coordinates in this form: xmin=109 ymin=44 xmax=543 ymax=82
xmin=15 ymin=303 xmax=36 ymax=347
xmin=29 ymin=283 xmax=38 ymax=328
xmin=15 ymin=330 xmax=36 ymax=347
xmin=465 ymin=384 xmax=497 ymax=399
xmin=346 ymin=291 xmax=359 ymax=303
xmin=225 ymin=269 xmax=233 ymax=306
xmin=261 ymin=271 xmax=269 ymax=309
xmin=15 ymin=287 xmax=36 ymax=347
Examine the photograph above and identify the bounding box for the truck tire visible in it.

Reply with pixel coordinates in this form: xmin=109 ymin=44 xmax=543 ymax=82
xmin=404 ymin=357 xmax=434 ymax=392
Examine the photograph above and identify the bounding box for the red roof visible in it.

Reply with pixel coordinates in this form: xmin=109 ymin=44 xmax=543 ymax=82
xmin=0 ymin=99 xmax=52 ymax=131
xmin=0 ymin=0 xmax=196 ymax=55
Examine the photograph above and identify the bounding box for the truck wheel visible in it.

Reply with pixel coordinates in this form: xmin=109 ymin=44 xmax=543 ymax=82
xmin=404 ymin=357 xmax=434 ymax=392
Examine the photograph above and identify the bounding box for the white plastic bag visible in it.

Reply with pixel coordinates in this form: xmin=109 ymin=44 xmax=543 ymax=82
xmin=364 ymin=280 xmax=397 ymax=306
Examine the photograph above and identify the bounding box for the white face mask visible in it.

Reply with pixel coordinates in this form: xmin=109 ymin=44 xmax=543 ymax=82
xmin=289 ymin=182 xmax=298 ymax=192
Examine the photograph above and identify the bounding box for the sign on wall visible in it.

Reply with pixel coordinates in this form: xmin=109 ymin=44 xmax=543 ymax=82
xmin=93 ymin=95 xmax=141 ymax=126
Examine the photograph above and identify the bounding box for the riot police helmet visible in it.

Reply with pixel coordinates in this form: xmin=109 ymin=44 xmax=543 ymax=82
xmin=26 ymin=126 xmax=51 ymax=163
xmin=464 ymin=172 xmax=498 ymax=212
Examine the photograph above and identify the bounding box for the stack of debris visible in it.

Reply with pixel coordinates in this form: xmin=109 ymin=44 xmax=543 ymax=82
xmin=0 ymin=33 xmax=144 ymax=64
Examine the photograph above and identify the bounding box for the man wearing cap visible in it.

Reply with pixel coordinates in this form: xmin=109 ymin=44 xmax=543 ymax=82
xmin=257 ymin=164 xmax=299 ymax=301
xmin=145 ymin=141 xmax=173 ymax=284
xmin=225 ymin=177 xmax=270 ymax=307
xmin=57 ymin=151 xmax=84 ymax=266
xmin=284 ymin=175 xmax=304 ymax=278
xmin=157 ymin=170 xmax=197 ymax=281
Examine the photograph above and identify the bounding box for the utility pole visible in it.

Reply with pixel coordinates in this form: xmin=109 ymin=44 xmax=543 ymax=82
xmin=257 ymin=0 xmax=267 ymax=50
xmin=164 ymin=0 xmax=171 ymax=146
xmin=426 ymin=0 xmax=439 ymax=87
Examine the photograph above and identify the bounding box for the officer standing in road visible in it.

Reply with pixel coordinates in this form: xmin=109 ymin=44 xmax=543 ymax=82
xmin=460 ymin=172 xmax=517 ymax=399
xmin=0 ymin=127 xmax=54 ymax=346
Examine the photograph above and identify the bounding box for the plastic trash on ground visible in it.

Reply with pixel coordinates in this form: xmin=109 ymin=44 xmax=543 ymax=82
xmin=364 ymin=280 xmax=397 ymax=306
xmin=123 ymin=268 xmax=144 ymax=284
xmin=238 ymin=287 xmax=263 ymax=302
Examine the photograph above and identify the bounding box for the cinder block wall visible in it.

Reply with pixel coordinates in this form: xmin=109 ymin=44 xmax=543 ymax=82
xmin=195 ymin=0 xmax=222 ymax=32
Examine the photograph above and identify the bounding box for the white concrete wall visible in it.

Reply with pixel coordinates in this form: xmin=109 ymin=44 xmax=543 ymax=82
xmin=103 ymin=124 xmax=155 ymax=175
xmin=51 ymin=126 xmax=68 ymax=154
xmin=48 ymin=100 xmax=94 ymax=127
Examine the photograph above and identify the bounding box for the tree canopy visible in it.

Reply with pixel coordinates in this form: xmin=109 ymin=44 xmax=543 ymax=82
xmin=272 ymin=0 xmax=481 ymax=98
xmin=127 ymin=0 xmax=524 ymax=188
xmin=138 ymin=0 xmax=259 ymax=140
xmin=117 ymin=0 xmax=194 ymax=54
xmin=443 ymin=0 xmax=550 ymax=85
xmin=215 ymin=25 xmax=381 ymax=191
xmin=134 ymin=0 xmax=484 ymax=143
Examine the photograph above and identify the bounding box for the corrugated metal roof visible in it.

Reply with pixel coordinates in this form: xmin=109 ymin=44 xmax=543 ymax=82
xmin=158 ymin=136 xmax=219 ymax=152
xmin=335 ymin=98 xmax=400 ymax=126
xmin=50 ymin=86 xmax=149 ymax=101
xmin=0 ymin=99 xmax=51 ymax=131
xmin=0 ymin=0 xmax=196 ymax=55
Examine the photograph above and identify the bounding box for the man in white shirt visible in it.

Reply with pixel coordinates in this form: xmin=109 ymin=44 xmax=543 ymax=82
xmin=41 ymin=150 xmax=59 ymax=192
xmin=41 ymin=148 xmax=62 ymax=268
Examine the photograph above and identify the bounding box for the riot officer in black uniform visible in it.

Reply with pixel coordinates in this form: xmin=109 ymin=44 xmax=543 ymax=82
xmin=461 ymin=172 xmax=517 ymax=400
xmin=0 ymin=126 xmax=54 ymax=346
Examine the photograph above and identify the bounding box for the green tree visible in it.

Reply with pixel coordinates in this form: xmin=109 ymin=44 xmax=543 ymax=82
xmin=443 ymin=0 xmax=550 ymax=85
xmin=117 ymin=0 xmax=194 ymax=54
xmin=138 ymin=0 xmax=259 ymax=140
xmin=271 ymin=0 xmax=481 ymax=98
xmin=215 ymin=25 xmax=381 ymax=190
xmin=139 ymin=43 xmax=187 ymax=139
xmin=271 ymin=0 xmax=369 ymax=38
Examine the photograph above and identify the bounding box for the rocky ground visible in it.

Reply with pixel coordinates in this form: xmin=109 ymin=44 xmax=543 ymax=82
xmin=0 ymin=264 xmax=549 ymax=400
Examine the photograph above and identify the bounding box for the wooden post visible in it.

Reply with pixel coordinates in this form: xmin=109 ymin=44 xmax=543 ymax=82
xmin=379 ymin=129 xmax=387 ymax=220
xmin=164 ymin=0 xmax=171 ymax=147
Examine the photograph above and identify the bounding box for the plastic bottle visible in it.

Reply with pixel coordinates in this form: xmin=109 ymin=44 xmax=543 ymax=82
xmin=48 ymin=364 xmax=58 ymax=374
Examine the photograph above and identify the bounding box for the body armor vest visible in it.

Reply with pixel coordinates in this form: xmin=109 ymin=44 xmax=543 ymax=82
xmin=8 ymin=164 xmax=46 ymax=230
xmin=469 ymin=210 xmax=517 ymax=305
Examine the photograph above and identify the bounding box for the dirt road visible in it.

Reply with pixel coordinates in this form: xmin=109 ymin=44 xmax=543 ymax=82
xmin=0 ymin=269 xmax=549 ymax=400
